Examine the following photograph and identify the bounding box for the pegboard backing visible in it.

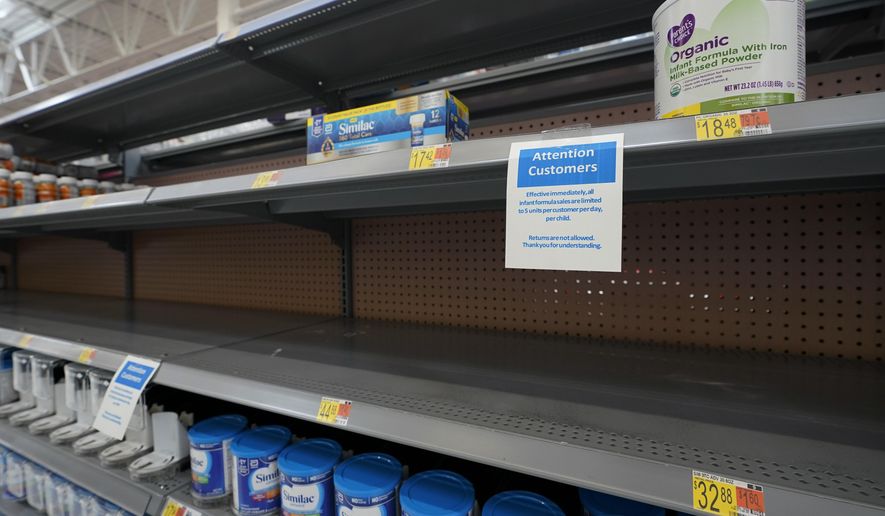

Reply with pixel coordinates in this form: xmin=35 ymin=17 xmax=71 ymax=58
xmin=353 ymin=191 xmax=884 ymax=361
xmin=469 ymin=63 xmax=885 ymax=136
xmin=134 ymin=224 xmax=342 ymax=315
xmin=17 ymin=237 xmax=124 ymax=298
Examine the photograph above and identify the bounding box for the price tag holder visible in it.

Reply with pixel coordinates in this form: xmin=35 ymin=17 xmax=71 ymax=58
xmin=316 ymin=397 xmax=352 ymax=426
xmin=409 ymin=143 xmax=452 ymax=170
xmin=17 ymin=334 xmax=33 ymax=348
xmin=251 ymin=171 xmax=281 ymax=189
xmin=692 ymin=470 xmax=766 ymax=516
xmin=695 ymin=108 xmax=771 ymax=141
xmin=161 ymin=498 xmax=202 ymax=516
xmin=81 ymin=197 xmax=97 ymax=209
xmin=78 ymin=347 xmax=97 ymax=364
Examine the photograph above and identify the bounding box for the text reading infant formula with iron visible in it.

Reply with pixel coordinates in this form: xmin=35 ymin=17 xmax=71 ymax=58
xmin=189 ymin=414 xmax=249 ymax=504
xmin=279 ymin=438 xmax=342 ymax=516
xmin=653 ymin=0 xmax=805 ymax=119
xmin=231 ymin=425 xmax=291 ymax=515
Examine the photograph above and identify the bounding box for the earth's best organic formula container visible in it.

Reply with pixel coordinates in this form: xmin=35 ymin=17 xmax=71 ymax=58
xmin=231 ymin=425 xmax=292 ymax=515
xmin=279 ymin=438 xmax=342 ymax=516
xmin=653 ymin=0 xmax=805 ymax=119
xmin=481 ymin=491 xmax=564 ymax=516
xmin=189 ymin=414 xmax=249 ymax=506
xmin=334 ymin=453 xmax=402 ymax=516
xmin=578 ymin=488 xmax=664 ymax=516
xmin=58 ymin=176 xmax=80 ymax=200
xmin=0 ymin=169 xmax=10 ymax=208
xmin=400 ymin=470 xmax=475 ymax=516
xmin=35 ymin=174 xmax=58 ymax=202
xmin=11 ymin=171 xmax=35 ymax=205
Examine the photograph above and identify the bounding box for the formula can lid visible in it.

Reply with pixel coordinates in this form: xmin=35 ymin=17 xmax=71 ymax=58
xmin=482 ymin=491 xmax=565 ymax=516
xmin=400 ymin=470 xmax=475 ymax=516
xmin=188 ymin=414 xmax=248 ymax=445
xmin=230 ymin=425 xmax=291 ymax=459
xmin=279 ymin=438 xmax=342 ymax=478
xmin=333 ymin=452 xmax=402 ymax=499
xmin=578 ymin=488 xmax=665 ymax=516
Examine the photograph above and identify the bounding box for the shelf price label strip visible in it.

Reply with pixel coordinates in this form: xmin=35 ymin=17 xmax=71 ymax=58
xmin=695 ymin=108 xmax=772 ymax=141
xmin=692 ymin=470 xmax=766 ymax=516
xmin=409 ymin=143 xmax=452 ymax=170
xmin=316 ymin=396 xmax=352 ymax=426
xmin=162 ymin=498 xmax=202 ymax=516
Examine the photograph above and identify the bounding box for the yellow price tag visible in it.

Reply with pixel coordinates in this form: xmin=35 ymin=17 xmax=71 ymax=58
xmin=81 ymin=196 xmax=97 ymax=208
xmin=695 ymin=108 xmax=772 ymax=141
xmin=692 ymin=471 xmax=766 ymax=516
xmin=161 ymin=498 xmax=202 ymax=516
xmin=18 ymin=334 xmax=33 ymax=348
xmin=409 ymin=143 xmax=452 ymax=170
xmin=251 ymin=171 xmax=280 ymax=189
xmin=12 ymin=206 xmax=25 ymax=217
xmin=78 ymin=347 xmax=96 ymax=364
xmin=316 ymin=397 xmax=351 ymax=426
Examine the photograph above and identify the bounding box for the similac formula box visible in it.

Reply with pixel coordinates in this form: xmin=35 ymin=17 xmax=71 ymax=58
xmin=306 ymin=90 xmax=469 ymax=165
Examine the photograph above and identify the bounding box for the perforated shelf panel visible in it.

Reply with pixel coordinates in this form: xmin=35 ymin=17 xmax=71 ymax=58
xmin=17 ymin=236 xmax=125 ymax=298
xmin=134 ymin=223 xmax=342 ymax=315
xmin=353 ymin=191 xmax=885 ymax=361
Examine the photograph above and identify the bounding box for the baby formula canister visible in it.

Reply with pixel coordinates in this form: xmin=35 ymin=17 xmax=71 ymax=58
xmin=0 ymin=169 xmax=10 ymax=208
xmin=334 ymin=453 xmax=402 ymax=516
xmin=58 ymin=176 xmax=80 ymax=200
xmin=11 ymin=171 xmax=35 ymax=206
xmin=279 ymin=438 xmax=342 ymax=516
xmin=189 ymin=414 xmax=249 ymax=506
xmin=579 ymin=488 xmax=664 ymax=516
xmin=79 ymin=178 xmax=98 ymax=197
xmin=231 ymin=425 xmax=292 ymax=515
xmin=653 ymin=0 xmax=805 ymax=119
xmin=35 ymin=174 xmax=58 ymax=202
xmin=400 ymin=470 xmax=475 ymax=516
xmin=482 ymin=491 xmax=564 ymax=516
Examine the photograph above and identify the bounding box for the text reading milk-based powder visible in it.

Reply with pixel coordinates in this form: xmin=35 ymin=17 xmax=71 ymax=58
xmin=653 ymin=0 xmax=805 ymax=119
xmin=279 ymin=438 xmax=342 ymax=516
xmin=231 ymin=425 xmax=292 ymax=515
xmin=188 ymin=414 xmax=249 ymax=505
xmin=334 ymin=453 xmax=402 ymax=516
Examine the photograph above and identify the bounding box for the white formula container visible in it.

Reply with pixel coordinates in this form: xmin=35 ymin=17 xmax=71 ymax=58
xmin=653 ymin=0 xmax=805 ymax=119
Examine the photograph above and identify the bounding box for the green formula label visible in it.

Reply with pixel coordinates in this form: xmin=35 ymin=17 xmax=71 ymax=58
xmin=653 ymin=0 xmax=806 ymax=119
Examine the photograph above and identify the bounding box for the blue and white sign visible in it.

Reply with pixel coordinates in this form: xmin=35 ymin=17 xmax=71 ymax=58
xmin=506 ymin=134 xmax=624 ymax=272
xmin=92 ymin=355 xmax=160 ymax=440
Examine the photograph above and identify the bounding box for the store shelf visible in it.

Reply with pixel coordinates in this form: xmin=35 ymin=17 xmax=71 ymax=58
xmin=154 ymin=318 xmax=885 ymax=515
xmin=148 ymin=93 xmax=885 ymax=219
xmin=0 ymin=189 xmax=257 ymax=236
xmin=0 ymin=292 xmax=333 ymax=371
xmin=0 ymin=419 xmax=189 ymax=515
xmin=0 ymin=292 xmax=882 ymax=513
xmin=0 ymin=497 xmax=42 ymax=516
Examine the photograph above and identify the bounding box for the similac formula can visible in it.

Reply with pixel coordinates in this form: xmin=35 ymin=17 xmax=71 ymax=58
xmin=79 ymin=179 xmax=99 ymax=197
xmin=58 ymin=176 xmax=80 ymax=200
xmin=579 ymin=488 xmax=664 ymax=516
xmin=0 ymin=169 xmax=10 ymax=208
xmin=231 ymin=425 xmax=292 ymax=515
xmin=279 ymin=438 xmax=342 ymax=516
xmin=481 ymin=492 xmax=564 ymax=516
xmin=36 ymin=174 xmax=59 ymax=202
xmin=189 ymin=414 xmax=249 ymax=505
xmin=334 ymin=453 xmax=402 ymax=516
xmin=653 ymin=0 xmax=805 ymax=119
xmin=400 ymin=470 xmax=475 ymax=516
xmin=11 ymin=171 xmax=35 ymax=206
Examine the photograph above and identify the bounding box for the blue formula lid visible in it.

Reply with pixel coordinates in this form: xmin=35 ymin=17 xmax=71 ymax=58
xmin=334 ymin=453 xmax=402 ymax=499
xmin=230 ymin=425 xmax=291 ymax=459
xmin=578 ymin=489 xmax=664 ymax=516
xmin=279 ymin=438 xmax=342 ymax=478
xmin=400 ymin=470 xmax=475 ymax=516
xmin=188 ymin=414 xmax=248 ymax=445
xmin=482 ymin=491 xmax=565 ymax=516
